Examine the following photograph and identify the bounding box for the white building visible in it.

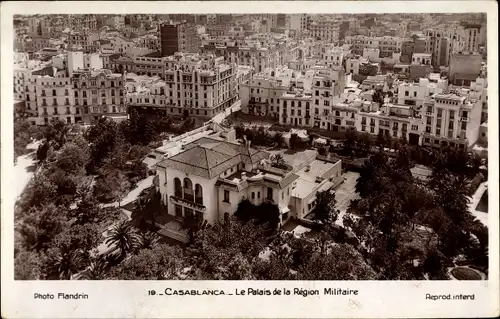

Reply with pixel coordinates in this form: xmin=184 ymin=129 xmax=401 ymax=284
xmin=156 ymin=136 xmax=342 ymax=241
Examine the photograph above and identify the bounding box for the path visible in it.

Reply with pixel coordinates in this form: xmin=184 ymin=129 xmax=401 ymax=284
xmin=468 ymin=182 xmax=488 ymax=227
xmin=13 ymin=140 xmax=42 ymax=199
xmin=212 ymin=100 xmax=241 ymax=125
xmin=102 ymin=175 xmax=155 ymax=208
xmin=334 ymin=171 xmax=361 ymax=227
xmin=97 ymin=175 xmax=154 ymax=255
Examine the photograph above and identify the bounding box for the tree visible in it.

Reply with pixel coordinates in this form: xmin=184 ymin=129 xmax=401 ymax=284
xmin=272 ymin=132 xmax=285 ymax=148
xmin=72 ymin=194 xmax=101 ymax=225
xmin=42 ymin=247 xmax=84 ymax=280
xmin=93 ymin=168 xmax=130 ymax=205
xmin=355 ymin=151 xmax=389 ymax=197
xmin=86 ymin=117 xmax=128 ymax=173
xmin=137 ymin=231 xmax=161 ymax=250
xmin=106 ymin=244 xmax=189 ymax=280
xmin=234 ymin=199 xmax=256 ymax=223
xmin=128 ymin=145 xmax=151 ymax=162
xmin=289 ymin=133 xmax=300 ymax=150
xmin=52 ymin=223 xmax=102 ymax=262
xmin=36 ymin=141 xmax=51 ymax=163
xmin=14 ymin=119 xmax=33 ymax=159
xmin=50 ymin=136 xmax=90 ymax=176
xmin=18 ymin=204 xmax=68 ymax=251
xmin=234 ymin=123 xmax=245 ymax=139
xmin=314 ymin=190 xmax=339 ymax=224
xmin=376 ymin=131 xmax=388 ymax=149
xmin=372 ymin=89 xmax=385 ymax=105
xmin=297 ymin=244 xmax=378 ymax=280
xmin=270 ymin=154 xmax=286 ymax=170
xmin=18 ymin=173 xmax=58 ymax=210
xmin=318 ymin=146 xmax=327 ymax=156
xmin=81 ymin=255 xmax=109 ymax=280
xmin=188 ymin=216 xmax=269 ymax=280
xmin=343 ymin=127 xmax=358 ymax=153
xmin=45 ymin=119 xmax=70 ymax=150
xmin=14 ymin=250 xmax=42 ymax=280
xmin=105 ymin=221 xmax=140 ymax=260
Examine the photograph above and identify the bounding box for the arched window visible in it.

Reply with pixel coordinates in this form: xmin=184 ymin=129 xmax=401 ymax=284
xmin=183 ymin=178 xmax=194 ymax=201
xmin=174 ymin=178 xmax=182 ymax=197
xmin=195 ymin=184 xmax=203 ymax=205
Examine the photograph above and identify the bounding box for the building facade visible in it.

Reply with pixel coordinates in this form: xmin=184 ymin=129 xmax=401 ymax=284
xmin=159 ymin=21 xmax=200 ymax=57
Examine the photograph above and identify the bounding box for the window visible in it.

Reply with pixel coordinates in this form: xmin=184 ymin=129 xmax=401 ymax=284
xmin=195 ymin=184 xmax=203 ymax=205
xmin=251 ymin=192 xmax=255 ymax=200
xmin=437 ymin=109 xmax=442 ymax=118
xmin=257 ymin=192 xmax=260 ymax=199
xmin=405 ymin=91 xmax=409 ymax=96
xmin=174 ymin=178 xmax=182 ymax=197
xmin=267 ymin=187 xmax=273 ymax=200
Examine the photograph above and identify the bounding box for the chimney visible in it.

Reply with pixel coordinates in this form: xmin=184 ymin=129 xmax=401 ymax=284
xmin=241 ymin=172 xmax=247 ymax=180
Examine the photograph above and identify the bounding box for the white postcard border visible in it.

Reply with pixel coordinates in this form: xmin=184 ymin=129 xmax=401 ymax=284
xmin=1 ymin=2 xmax=499 ymax=318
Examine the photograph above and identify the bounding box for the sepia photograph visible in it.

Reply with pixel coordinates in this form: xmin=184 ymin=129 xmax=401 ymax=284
xmin=1 ymin=1 xmax=498 ymax=318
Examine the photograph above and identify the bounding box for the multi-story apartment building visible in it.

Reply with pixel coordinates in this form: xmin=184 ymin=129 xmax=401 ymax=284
xmin=70 ymin=15 xmax=98 ymax=32
xmin=377 ymin=36 xmax=403 ymax=58
xmin=239 ymin=66 xmax=297 ymax=118
xmin=288 ymin=14 xmax=311 ymax=37
xmin=201 ymin=36 xmax=300 ymax=73
xmin=159 ymin=21 xmax=200 ymax=57
xmin=308 ymin=20 xmax=340 ymax=43
xmin=29 ymin=76 xmax=74 ymax=125
xmin=358 ymin=102 xmax=423 ymax=145
xmin=127 ymin=53 xmax=237 ymax=119
xmin=423 ymin=27 xmax=465 ymax=68
xmin=67 ymin=31 xmax=100 ymax=52
xmin=463 ymin=24 xmax=481 ymax=53
xmin=345 ymin=35 xmax=403 ymax=58
xmin=421 ymin=93 xmax=482 ymax=149
xmin=321 ymin=47 xmax=345 ymax=68
xmin=468 ymin=76 xmax=488 ymax=123
xmin=448 ymin=52 xmax=482 ymax=86
xmin=279 ymin=66 xmax=346 ymax=128
xmin=395 ymin=77 xmax=447 ymax=108
xmin=71 ymin=69 xmax=126 ymax=124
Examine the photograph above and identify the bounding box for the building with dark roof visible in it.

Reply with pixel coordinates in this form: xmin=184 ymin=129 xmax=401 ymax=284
xmin=156 ymin=135 xmax=342 ymax=242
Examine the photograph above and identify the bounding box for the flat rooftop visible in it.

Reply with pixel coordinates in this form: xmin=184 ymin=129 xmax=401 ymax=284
xmin=292 ymin=159 xmax=338 ymax=199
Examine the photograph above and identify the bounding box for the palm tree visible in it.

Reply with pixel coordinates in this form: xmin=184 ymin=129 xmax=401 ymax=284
xmin=137 ymin=231 xmax=161 ymax=250
xmin=105 ymin=221 xmax=139 ymax=259
xmin=48 ymin=249 xmax=84 ymax=280
xmin=82 ymin=255 xmax=108 ymax=280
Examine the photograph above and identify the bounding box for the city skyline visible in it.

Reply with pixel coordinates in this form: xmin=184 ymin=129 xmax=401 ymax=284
xmin=10 ymin=10 xmax=491 ymax=283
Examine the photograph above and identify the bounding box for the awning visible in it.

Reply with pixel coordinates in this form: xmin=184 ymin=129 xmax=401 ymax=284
xmin=279 ymin=206 xmax=290 ymax=214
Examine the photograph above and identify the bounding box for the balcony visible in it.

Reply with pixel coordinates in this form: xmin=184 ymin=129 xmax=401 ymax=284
xmin=170 ymin=196 xmax=206 ymax=212
xmin=425 ymin=112 xmax=433 ymax=116
xmin=460 ymin=117 xmax=469 ymax=122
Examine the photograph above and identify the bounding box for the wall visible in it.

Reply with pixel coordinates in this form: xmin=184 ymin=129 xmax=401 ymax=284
xmin=449 ymin=53 xmax=482 ymax=85
xmin=162 ymin=167 xmax=219 ymax=224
